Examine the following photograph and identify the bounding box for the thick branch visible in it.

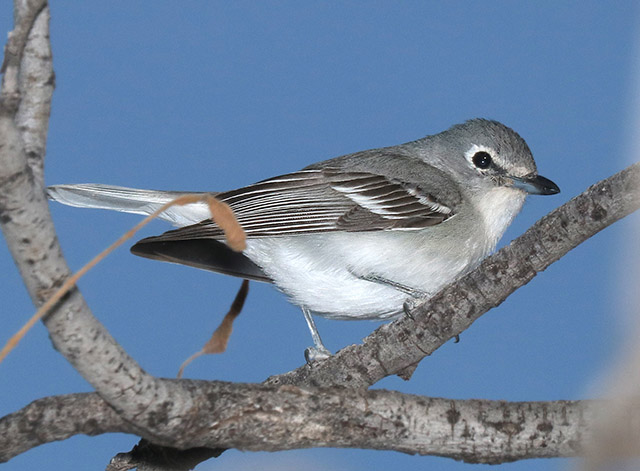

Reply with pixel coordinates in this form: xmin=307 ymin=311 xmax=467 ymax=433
xmin=0 ymin=0 xmax=47 ymax=113
xmin=0 ymin=387 xmax=596 ymax=464
xmin=267 ymin=162 xmax=640 ymax=389
xmin=14 ymin=3 xmax=54 ymax=187
xmin=0 ymin=393 xmax=133 ymax=461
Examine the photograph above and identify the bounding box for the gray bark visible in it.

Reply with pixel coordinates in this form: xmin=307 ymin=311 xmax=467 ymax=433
xmin=0 ymin=387 xmax=597 ymax=464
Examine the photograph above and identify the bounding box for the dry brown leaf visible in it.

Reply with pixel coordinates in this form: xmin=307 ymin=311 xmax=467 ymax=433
xmin=0 ymin=193 xmax=246 ymax=364
xmin=205 ymin=196 xmax=246 ymax=252
xmin=177 ymin=279 xmax=250 ymax=378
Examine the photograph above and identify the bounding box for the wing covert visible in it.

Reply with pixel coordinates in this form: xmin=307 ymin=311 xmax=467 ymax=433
xmin=137 ymin=167 xmax=454 ymax=243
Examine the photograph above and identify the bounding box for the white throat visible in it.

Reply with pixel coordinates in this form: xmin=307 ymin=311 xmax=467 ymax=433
xmin=473 ymin=187 xmax=527 ymax=248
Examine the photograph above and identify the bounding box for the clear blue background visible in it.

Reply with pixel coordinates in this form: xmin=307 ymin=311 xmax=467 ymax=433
xmin=1 ymin=2 xmax=639 ymax=470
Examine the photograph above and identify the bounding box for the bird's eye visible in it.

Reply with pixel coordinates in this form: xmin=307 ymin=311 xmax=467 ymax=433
xmin=472 ymin=151 xmax=492 ymax=169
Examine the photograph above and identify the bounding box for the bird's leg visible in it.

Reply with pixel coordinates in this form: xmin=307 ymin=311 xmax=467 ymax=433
xmin=301 ymin=307 xmax=332 ymax=363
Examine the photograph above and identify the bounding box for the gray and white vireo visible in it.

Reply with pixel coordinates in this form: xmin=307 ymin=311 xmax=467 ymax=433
xmin=48 ymin=119 xmax=560 ymax=361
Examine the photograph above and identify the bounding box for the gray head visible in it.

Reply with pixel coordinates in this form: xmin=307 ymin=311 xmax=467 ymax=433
xmin=411 ymin=119 xmax=559 ymax=196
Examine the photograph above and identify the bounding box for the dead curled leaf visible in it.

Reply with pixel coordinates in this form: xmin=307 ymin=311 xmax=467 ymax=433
xmin=177 ymin=279 xmax=250 ymax=378
xmin=0 ymin=192 xmax=247 ymax=364
xmin=205 ymin=196 xmax=246 ymax=252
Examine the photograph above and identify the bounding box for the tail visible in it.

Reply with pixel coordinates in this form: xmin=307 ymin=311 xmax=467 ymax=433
xmin=47 ymin=184 xmax=212 ymax=227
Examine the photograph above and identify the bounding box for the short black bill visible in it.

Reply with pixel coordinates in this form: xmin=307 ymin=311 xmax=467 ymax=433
xmin=511 ymin=174 xmax=560 ymax=195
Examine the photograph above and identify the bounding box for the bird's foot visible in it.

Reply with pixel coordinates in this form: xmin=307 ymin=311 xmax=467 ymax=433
xmin=403 ymin=297 xmax=424 ymax=318
xmin=304 ymin=345 xmax=332 ymax=364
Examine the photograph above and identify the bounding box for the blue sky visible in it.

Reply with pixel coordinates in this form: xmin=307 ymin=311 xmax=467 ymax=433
xmin=1 ymin=2 xmax=639 ymax=470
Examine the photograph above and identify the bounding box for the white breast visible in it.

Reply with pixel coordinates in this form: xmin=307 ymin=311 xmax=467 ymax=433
xmin=472 ymin=187 xmax=526 ymax=248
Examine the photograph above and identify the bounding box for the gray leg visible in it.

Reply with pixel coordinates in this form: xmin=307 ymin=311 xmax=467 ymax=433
xmin=302 ymin=307 xmax=332 ymax=363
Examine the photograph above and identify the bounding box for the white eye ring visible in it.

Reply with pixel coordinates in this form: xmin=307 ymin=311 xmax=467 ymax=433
xmin=465 ymin=144 xmax=496 ymax=170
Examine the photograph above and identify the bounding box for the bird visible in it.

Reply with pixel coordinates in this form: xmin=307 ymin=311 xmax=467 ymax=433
xmin=47 ymin=119 xmax=560 ymax=362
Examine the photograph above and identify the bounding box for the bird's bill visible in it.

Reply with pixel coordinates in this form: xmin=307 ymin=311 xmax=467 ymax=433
xmin=511 ymin=174 xmax=560 ymax=195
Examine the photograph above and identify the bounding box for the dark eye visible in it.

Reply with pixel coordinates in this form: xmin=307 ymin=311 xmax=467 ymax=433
xmin=472 ymin=151 xmax=492 ymax=169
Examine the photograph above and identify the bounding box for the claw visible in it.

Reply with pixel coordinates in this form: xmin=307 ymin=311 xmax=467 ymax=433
xmin=305 ymin=346 xmax=332 ymax=364
xmin=403 ymin=300 xmax=415 ymax=319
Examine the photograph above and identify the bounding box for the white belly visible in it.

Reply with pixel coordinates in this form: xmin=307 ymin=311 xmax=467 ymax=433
xmin=243 ymin=225 xmax=489 ymax=319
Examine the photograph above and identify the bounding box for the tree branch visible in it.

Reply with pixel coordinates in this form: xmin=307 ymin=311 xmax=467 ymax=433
xmin=0 ymin=0 xmax=47 ymax=113
xmin=0 ymin=393 xmax=133 ymax=462
xmin=13 ymin=1 xmax=54 ymax=188
xmin=0 ymin=387 xmax=599 ymax=465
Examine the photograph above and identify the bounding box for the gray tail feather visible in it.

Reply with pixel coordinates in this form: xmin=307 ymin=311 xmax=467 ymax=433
xmin=47 ymin=184 xmax=211 ymax=226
